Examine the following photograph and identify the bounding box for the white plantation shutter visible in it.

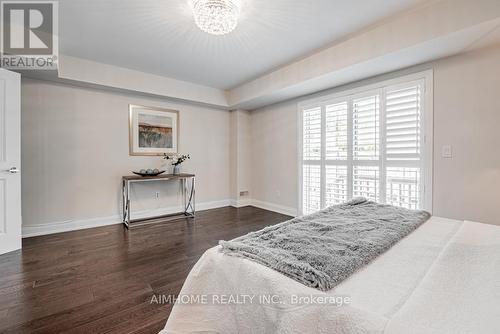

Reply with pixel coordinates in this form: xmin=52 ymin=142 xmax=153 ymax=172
xmin=303 ymin=107 xmax=321 ymax=160
xmin=303 ymin=164 xmax=321 ymax=214
xmin=384 ymin=83 xmax=423 ymax=209
xmin=324 ymin=102 xmax=349 ymax=208
xmin=325 ymin=102 xmax=348 ymax=160
xmin=353 ymin=166 xmax=380 ymax=202
xmin=301 ymin=75 xmax=430 ymax=214
xmin=386 ymin=86 xmax=421 ymax=161
xmin=302 ymin=106 xmax=322 ymax=214
xmin=386 ymin=167 xmax=420 ymax=209
xmin=353 ymin=95 xmax=379 ymax=161
xmin=351 ymin=94 xmax=380 ymax=203
xmin=325 ymin=165 xmax=348 ymax=206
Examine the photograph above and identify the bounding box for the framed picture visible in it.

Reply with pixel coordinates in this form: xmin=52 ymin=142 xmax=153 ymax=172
xmin=129 ymin=104 xmax=179 ymax=156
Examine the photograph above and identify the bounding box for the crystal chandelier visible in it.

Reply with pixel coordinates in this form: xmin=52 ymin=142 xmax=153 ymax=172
xmin=192 ymin=0 xmax=241 ymax=35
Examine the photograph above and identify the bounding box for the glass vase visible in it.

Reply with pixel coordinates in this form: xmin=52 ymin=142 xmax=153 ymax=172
xmin=173 ymin=165 xmax=181 ymax=175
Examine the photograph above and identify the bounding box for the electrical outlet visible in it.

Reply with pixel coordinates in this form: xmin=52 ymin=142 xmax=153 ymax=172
xmin=442 ymin=145 xmax=453 ymax=158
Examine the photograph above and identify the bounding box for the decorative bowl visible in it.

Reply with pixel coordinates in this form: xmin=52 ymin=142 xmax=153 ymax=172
xmin=132 ymin=169 xmax=166 ymax=177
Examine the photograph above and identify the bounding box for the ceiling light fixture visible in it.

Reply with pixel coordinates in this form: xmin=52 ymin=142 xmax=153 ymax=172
xmin=192 ymin=0 xmax=241 ymax=35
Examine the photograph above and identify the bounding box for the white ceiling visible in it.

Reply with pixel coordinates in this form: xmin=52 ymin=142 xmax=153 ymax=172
xmin=59 ymin=0 xmax=426 ymax=89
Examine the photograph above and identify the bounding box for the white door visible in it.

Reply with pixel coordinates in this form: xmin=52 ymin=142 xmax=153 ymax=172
xmin=0 ymin=69 xmax=21 ymax=255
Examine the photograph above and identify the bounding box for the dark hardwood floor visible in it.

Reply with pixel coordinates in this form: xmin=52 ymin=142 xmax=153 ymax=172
xmin=0 ymin=206 xmax=290 ymax=334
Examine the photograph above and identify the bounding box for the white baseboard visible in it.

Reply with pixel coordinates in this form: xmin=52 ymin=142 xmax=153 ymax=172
xmin=22 ymin=199 xmax=232 ymax=238
xmin=230 ymin=198 xmax=253 ymax=208
xmin=249 ymin=199 xmax=297 ymax=217
xmin=22 ymin=215 xmax=121 ymax=238
xmin=230 ymin=198 xmax=297 ymax=216
xmin=22 ymin=198 xmax=296 ymax=238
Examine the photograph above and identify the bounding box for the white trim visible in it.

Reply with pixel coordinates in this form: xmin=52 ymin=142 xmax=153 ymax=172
xmin=346 ymin=96 xmax=353 ymax=201
xmin=422 ymin=71 xmax=434 ymax=213
xmin=379 ymin=88 xmax=387 ymax=204
xmin=297 ymin=104 xmax=304 ymax=215
xmin=22 ymin=199 xmax=233 ymax=238
xmin=298 ymin=70 xmax=434 ymax=213
xmin=250 ymin=200 xmax=298 ymax=217
xmin=22 ymin=215 xmax=121 ymax=238
xmin=320 ymin=105 xmax=326 ymax=209
xmin=22 ymin=199 xmax=299 ymax=238
xmin=232 ymin=198 xmax=297 ymax=217
xmin=230 ymin=198 xmax=253 ymax=208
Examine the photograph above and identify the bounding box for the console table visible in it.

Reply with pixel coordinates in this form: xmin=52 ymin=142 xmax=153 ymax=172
xmin=121 ymin=173 xmax=195 ymax=228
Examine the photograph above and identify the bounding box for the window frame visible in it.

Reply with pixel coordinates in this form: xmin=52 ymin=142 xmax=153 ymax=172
xmin=297 ymin=70 xmax=433 ymax=215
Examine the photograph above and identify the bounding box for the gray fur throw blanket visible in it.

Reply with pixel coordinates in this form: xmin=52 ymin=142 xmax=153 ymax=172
xmin=219 ymin=198 xmax=430 ymax=291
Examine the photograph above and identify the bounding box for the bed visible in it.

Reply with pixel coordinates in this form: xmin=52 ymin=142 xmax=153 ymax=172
xmin=160 ymin=215 xmax=500 ymax=333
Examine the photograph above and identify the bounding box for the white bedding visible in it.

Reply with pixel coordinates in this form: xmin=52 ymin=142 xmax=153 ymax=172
xmin=160 ymin=217 xmax=500 ymax=334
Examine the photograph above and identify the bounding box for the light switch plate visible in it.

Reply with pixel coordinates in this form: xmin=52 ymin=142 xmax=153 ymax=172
xmin=442 ymin=145 xmax=452 ymax=158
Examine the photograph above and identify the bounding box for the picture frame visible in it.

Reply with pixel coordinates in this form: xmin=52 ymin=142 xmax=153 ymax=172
xmin=129 ymin=104 xmax=179 ymax=156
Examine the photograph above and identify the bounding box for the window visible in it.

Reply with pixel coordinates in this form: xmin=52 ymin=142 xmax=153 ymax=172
xmin=300 ymin=71 xmax=432 ymax=215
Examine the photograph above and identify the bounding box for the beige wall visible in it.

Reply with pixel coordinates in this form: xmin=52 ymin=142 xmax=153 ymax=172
xmin=229 ymin=110 xmax=252 ymax=204
xmin=250 ymin=101 xmax=299 ymax=212
xmin=21 ymin=79 xmax=231 ymax=227
xmin=21 ymin=44 xmax=500 ymax=229
xmin=433 ymin=45 xmax=500 ymax=224
xmin=250 ymin=44 xmax=500 ymax=225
